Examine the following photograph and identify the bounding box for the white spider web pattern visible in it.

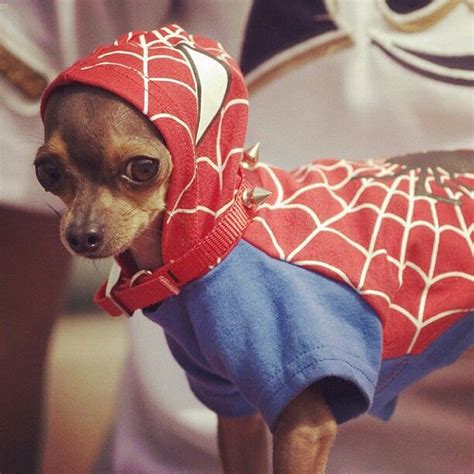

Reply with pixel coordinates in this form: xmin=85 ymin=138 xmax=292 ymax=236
xmin=244 ymin=159 xmax=474 ymax=357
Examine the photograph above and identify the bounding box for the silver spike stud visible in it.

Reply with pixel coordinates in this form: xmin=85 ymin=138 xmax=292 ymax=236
xmin=243 ymin=187 xmax=272 ymax=208
xmin=241 ymin=142 xmax=261 ymax=170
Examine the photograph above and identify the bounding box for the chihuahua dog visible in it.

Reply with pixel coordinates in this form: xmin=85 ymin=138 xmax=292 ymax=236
xmin=35 ymin=25 xmax=473 ymax=473
xmin=36 ymin=83 xmax=335 ymax=473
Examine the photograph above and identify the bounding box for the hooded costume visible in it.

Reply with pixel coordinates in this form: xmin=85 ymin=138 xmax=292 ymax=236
xmin=41 ymin=25 xmax=474 ymax=429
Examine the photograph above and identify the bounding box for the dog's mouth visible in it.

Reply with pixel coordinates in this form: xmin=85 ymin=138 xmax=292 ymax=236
xmin=62 ymin=211 xmax=164 ymax=266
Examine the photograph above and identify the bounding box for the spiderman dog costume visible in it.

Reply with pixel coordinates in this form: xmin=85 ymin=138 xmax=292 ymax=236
xmin=41 ymin=25 xmax=473 ymax=429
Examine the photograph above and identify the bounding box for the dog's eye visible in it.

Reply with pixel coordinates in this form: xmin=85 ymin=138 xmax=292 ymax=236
xmin=35 ymin=159 xmax=62 ymax=191
xmin=123 ymin=157 xmax=160 ymax=184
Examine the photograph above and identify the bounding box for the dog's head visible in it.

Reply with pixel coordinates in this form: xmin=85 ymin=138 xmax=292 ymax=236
xmin=36 ymin=84 xmax=171 ymax=259
xmin=36 ymin=25 xmax=249 ymax=267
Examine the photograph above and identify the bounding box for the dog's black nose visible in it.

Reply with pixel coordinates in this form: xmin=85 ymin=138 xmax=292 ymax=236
xmin=66 ymin=224 xmax=104 ymax=255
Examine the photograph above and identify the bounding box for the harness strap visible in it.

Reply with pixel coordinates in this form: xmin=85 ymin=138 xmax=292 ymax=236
xmin=94 ymin=179 xmax=254 ymax=316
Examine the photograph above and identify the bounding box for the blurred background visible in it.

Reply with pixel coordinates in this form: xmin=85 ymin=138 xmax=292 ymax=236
xmin=1 ymin=1 xmax=473 ymax=473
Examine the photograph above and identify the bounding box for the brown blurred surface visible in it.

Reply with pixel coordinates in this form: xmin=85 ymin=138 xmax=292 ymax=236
xmin=41 ymin=314 xmax=128 ymax=474
xmin=0 ymin=206 xmax=71 ymax=474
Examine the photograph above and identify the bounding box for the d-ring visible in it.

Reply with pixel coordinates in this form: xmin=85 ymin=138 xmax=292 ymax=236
xmin=130 ymin=269 xmax=152 ymax=287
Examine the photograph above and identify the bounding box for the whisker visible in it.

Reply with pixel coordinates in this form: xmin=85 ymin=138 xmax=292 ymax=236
xmin=119 ymin=207 xmax=140 ymax=219
xmin=46 ymin=203 xmax=63 ymax=218
xmin=91 ymin=259 xmax=102 ymax=275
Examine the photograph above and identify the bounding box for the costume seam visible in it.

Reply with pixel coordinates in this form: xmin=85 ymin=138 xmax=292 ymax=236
xmin=375 ymin=359 xmax=412 ymax=394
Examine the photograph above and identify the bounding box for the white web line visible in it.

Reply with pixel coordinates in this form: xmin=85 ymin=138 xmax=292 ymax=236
xmin=166 ymin=194 xmax=236 ymax=220
xmin=150 ymin=113 xmax=193 ymax=140
xmin=148 ymin=77 xmax=197 ymax=96
xmin=81 ymin=50 xmax=193 ymax=116
xmin=255 ymin=163 xmax=284 ymax=203
xmin=139 ymin=34 xmax=150 ymax=114
xmin=80 ymin=61 xmax=143 ymax=75
xmin=148 ymin=25 xmax=191 ymax=48
xmin=396 ymin=170 xmax=415 ymax=286
xmin=99 ymin=50 xmax=188 ymax=66
xmin=358 ymin=174 xmax=405 ymax=290
xmin=284 ymin=179 xmax=374 ymax=261
xmin=294 ymin=260 xmax=356 ymax=290
xmin=197 ymin=148 xmax=244 ymax=173
xmin=425 ymin=308 xmax=473 ymax=325
xmin=165 ymin=99 xmax=248 ymax=218
xmin=98 ymin=50 xmax=144 ymax=60
xmin=407 ymin=195 xmax=441 ymax=353
xmin=253 ymin=217 xmax=286 ymax=260
xmin=215 ymin=99 xmax=249 ymax=192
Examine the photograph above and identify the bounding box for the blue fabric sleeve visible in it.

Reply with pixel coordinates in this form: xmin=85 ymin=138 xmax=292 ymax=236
xmin=145 ymin=240 xmax=382 ymax=430
xmin=165 ymin=333 xmax=258 ymax=417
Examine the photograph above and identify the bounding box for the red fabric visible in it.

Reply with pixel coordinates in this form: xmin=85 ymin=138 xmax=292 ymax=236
xmin=41 ymin=25 xmax=473 ymax=360
xmin=243 ymin=157 xmax=474 ymax=358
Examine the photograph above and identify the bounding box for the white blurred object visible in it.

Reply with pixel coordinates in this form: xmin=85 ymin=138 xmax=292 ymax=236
xmin=0 ymin=0 xmax=173 ymax=212
xmin=128 ymin=313 xmax=218 ymax=457
xmin=245 ymin=0 xmax=474 ymax=164
xmin=108 ymin=314 xmax=220 ymax=472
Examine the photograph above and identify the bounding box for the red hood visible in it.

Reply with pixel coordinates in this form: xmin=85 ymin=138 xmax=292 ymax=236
xmin=41 ymin=24 xmax=249 ymax=263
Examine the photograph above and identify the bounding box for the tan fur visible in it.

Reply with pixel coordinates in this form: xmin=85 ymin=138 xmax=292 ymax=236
xmin=38 ymin=85 xmax=337 ymax=473
xmin=272 ymin=385 xmax=337 ymax=473
xmin=36 ymin=85 xmax=171 ymax=263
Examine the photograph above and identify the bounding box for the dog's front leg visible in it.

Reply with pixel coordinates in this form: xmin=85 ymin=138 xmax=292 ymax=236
xmin=218 ymin=412 xmax=270 ymax=473
xmin=273 ymin=384 xmax=337 ymax=474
